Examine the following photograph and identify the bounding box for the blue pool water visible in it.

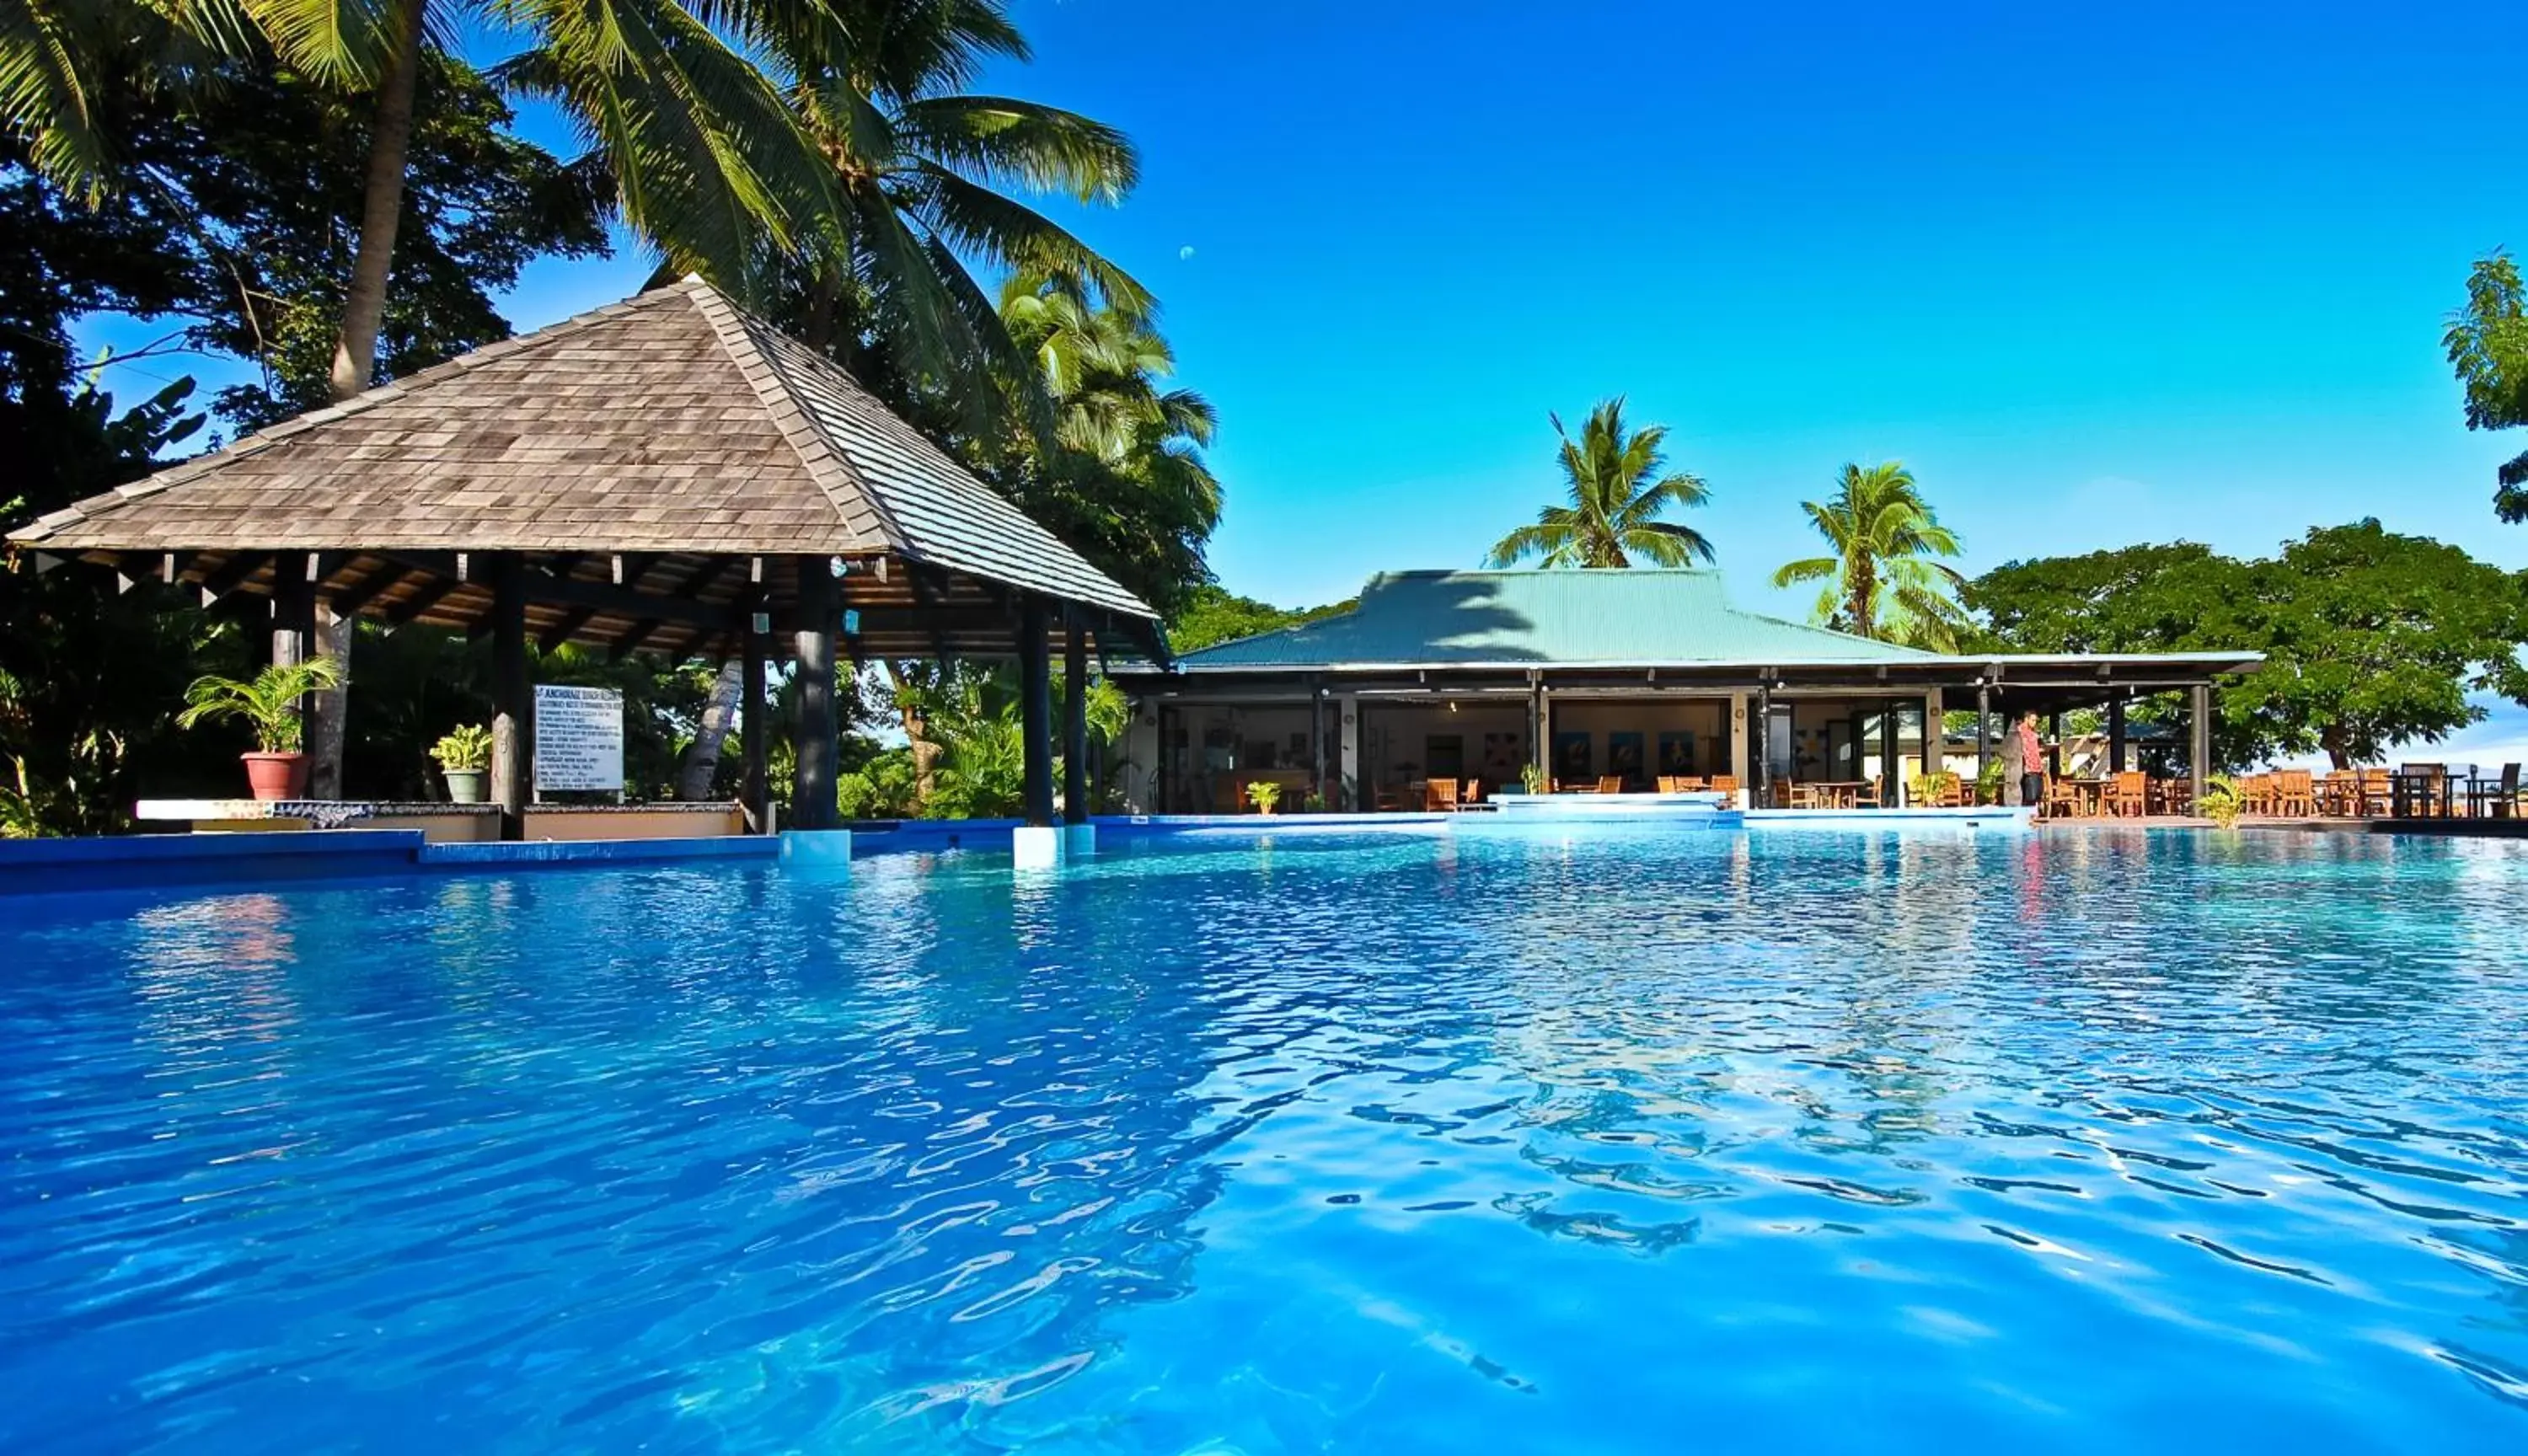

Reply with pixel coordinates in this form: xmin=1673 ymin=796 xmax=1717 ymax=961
xmin=4 ymin=824 xmax=2527 ymax=1452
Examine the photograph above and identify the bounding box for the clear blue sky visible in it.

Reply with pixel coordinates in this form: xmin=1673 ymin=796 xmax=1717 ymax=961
xmin=77 ymin=0 xmax=2528 ymax=628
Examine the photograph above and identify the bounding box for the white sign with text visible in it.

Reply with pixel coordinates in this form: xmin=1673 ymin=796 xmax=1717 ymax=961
xmin=533 ymin=685 xmax=624 ymax=793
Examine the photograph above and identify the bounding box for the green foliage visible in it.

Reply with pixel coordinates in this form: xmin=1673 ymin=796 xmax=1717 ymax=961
xmin=428 ymin=723 xmax=490 ymax=771
xmin=2444 ymin=252 xmax=2528 ymax=522
xmin=1166 ymin=583 xmax=1348 ymax=656
xmin=1906 ymin=768 xmax=1959 ymax=806
xmin=2198 ymin=774 xmax=2245 ymax=829
xmin=1773 ymin=461 xmax=1967 ymax=647
xmin=834 ymin=749 xmax=919 ymax=821
xmin=1965 ymin=524 xmax=2528 ymax=768
xmin=1245 ymin=779 xmax=1281 ymax=812
xmin=175 ymin=656 xmax=345 ymax=753
xmin=1488 ymin=398 xmax=1714 ymax=569
xmin=1976 ymin=755 xmax=2006 ymax=803
xmin=984 ymin=271 xmax=1218 ymax=614
xmin=1520 ymin=762 xmax=1547 ymax=795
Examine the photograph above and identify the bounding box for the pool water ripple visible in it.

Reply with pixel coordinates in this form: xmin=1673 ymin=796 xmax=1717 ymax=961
xmin=3 ymin=827 xmax=2527 ymax=1450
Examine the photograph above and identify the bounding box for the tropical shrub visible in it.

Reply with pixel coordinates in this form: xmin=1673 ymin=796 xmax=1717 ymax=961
xmin=175 ymin=659 xmax=345 ymax=753
xmin=1246 ymin=780 xmax=1283 ymax=813
xmin=430 ymin=724 xmax=491 ymax=772
xmin=2198 ymin=774 xmax=2246 ymax=829
xmin=835 ymin=752 xmax=920 ymax=821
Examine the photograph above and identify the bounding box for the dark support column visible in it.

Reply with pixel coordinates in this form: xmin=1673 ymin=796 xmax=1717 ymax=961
xmin=1880 ymin=707 xmax=1900 ymax=800
xmin=1536 ymin=687 xmax=1552 ymax=786
xmin=1062 ymin=622 xmax=1090 ymax=825
xmin=2189 ymin=684 xmax=2213 ymax=799
xmin=2048 ymin=711 xmax=2064 ymax=778
xmin=2107 ymin=699 xmax=2127 ymax=774
xmin=1754 ymin=684 xmax=1773 ymax=805
xmin=1528 ymin=678 xmax=1545 ymax=788
xmin=489 ymin=553 xmax=532 ymax=841
xmin=1975 ymin=682 xmax=1993 ymax=790
xmin=1312 ymin=686 xmax=1329 ymax=809
xmin=791 ymin=555 xmax=838 ymax=830
xmin=741 ymin=592 xmax=769 ymax=832
xmin=1020 ymin=598 xmax=1054 ymax=828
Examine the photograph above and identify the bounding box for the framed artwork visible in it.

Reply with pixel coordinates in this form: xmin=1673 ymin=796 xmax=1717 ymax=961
xmin=1658 ymin=731 xmax=1697 ymax=775
xmin=1480 ymin=732 xmax=1524 ymax=777
xmin=1607 ymin=731 xmax=1646 ymax=785
xmin=1553 ymin=731 xmax=1592 ymax=779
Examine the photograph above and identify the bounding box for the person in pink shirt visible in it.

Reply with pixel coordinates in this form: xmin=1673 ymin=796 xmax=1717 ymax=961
xmin=2017 ymin=713 xmax=2046 ymax=808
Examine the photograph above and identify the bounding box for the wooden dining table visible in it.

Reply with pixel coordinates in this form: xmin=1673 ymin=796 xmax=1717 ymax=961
xmin=1802 ymin=780 xmax=1872 ymax=810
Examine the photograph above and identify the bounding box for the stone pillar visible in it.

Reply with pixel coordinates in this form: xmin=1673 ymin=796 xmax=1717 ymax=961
xmin=741 ymin=594 xmax=769 ymax=832
xmin=1338 ymin=693 xmax=1360 ymax=809
xmin=2190 ymin=684 xmax=2213 ymax=798
xmin=1922 ymin=688 xmax=1943 ymax=778
xmin=1062 ymin=622 xmax=1090 ymax=826
xmin=1020 ymin=599 xmax=1054 ymax=828
xmin=791 ymin=555 xmax=838 ymax=831
xmin=489 ymin=553 xmax=532 ymax=841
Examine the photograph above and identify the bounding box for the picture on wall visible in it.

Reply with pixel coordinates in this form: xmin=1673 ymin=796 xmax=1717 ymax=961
xmin=1607 ymin=731 xmax=1645 ymax=787
xmin=1553 ymin=731 xmax=1592 ymax=780
xmin=1658 ymin=731 xmax=1698 ymax=776
xmin=1480 ymin=732 xmax=1525 ymax=779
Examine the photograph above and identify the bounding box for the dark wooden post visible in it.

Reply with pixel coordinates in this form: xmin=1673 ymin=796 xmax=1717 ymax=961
xmin=489 ymin=553 xmax=532 ymax=841
xmin=2047 ymin=711 xmax=2064 ymax=778
xmin=2189 ymin=684 xmax=2213 ymax=800
xmin=791 ymin=555 xmax=838 ymax=831
xmin=1880 ymin=706 xmax=1900 ymax=800
xmin=1974 ymin=682 xmax=1992 ymax=791
xmin=2107 ymin=699 xmax=2127 ymax=774
xmin=1062 ymin=620 xmax=1090 ymax=825
xmin=741 ymin=587 xmax=769 ymax=832
xmin=1020 ymin=598 xmax=1055 ymax=827
xmin=1312 ymin=684 xmax=1329 ymax=809
xmin=1754 ymin=683 xmax=1773 ymax=805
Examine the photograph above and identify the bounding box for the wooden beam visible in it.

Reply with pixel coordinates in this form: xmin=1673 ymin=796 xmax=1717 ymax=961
xmin=383 ymin=575 xmax=464 ymax=627
xmin=538 ymin=605 xmax=602 ymax=652
xmin=327 ymin=559 xmax=411 ymax=618
xmin=608 ymin=618 xmax=664 ymax=662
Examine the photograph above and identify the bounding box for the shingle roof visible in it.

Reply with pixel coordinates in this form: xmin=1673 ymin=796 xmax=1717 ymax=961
xmin=1179 ymin=569 xmax=1950 ymax=669
xmin=13 ymin=277 xmax=1153 ymax=622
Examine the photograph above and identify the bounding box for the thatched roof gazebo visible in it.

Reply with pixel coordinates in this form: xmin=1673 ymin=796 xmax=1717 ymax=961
xmin=11 ymin=278 xmax=1161 ymax=838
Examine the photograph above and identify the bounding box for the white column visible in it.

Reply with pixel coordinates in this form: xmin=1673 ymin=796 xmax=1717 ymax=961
xmin=1122 ymin=703 xmax=1158 ymax=813
xmin=1923 ymin=688 xmax=1944 ymax=779
xmin=1727 ymin=692 xmax=1750 ymax=806
xmin=1338 ymin=693 xmax=1360 ymax=810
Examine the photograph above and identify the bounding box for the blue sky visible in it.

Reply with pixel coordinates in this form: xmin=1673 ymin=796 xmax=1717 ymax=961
xmin=68 ymin=1 xmax=2528 ymax=760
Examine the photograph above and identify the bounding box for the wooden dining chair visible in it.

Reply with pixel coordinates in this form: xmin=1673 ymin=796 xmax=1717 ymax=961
xmin=2106 ymin=770 xmax=2148 ymax=817
xmin=1461 ymin=779 xmax=1482 ymax=808
xmin=1852 ymin=776 xmax=1884 ymax=809
xmin=1655 ymin=775 xmax=1679 ymax=794
xmin=2274 ymin=768 xmax=2315 ymax=817
xmin=2358 ymin=768 xmax=2392 ymax=817
xmin=1424 ymin=779 xmax=1459 ymax=811
xmin=1596 ymin=775 xmax=1625 ymax=795
xmin=1709 ymin=775 xmax=1738 ymax=806
xmin=1675 ymin=776 xmax=1706 ymax=791
xmin=2043 ymin=774 xmax=2085 ymax=819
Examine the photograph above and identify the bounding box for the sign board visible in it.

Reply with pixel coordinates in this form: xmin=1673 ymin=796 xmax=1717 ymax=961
xmin=533 ymin=685 xmax=624 ymax=792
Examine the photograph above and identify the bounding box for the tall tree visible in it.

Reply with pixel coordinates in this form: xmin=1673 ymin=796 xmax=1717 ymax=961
xmin=757 ymin=0 xmax=1146 ymax=431
xmin=1964 ymin=526 xmax=2528 ymax=768
xmin=990 ymin=271 xmax=1219 ymax=615
xmin=1486 ymin=399 xmax=1713 ymax=569
xmin=1772 ymin=461 xmax=1967 ymax=648
xmin=2444 ymin=252 xmax=2528 ymax=523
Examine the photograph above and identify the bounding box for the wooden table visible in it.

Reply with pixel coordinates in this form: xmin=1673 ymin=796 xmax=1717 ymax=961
xmin=1802 ymin=780 xmax=1872 ymax=810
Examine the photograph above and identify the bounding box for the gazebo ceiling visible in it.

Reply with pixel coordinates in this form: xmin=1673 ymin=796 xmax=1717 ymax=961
xmin=10 ymin=278 xmax=1160 ymax=661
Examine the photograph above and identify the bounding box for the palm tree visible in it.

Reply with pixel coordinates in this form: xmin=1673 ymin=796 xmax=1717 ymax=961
xmin=6 ymin=0 xmax=846 ymax=400
xmin=1486 ymin=399 xmax=1714 ymax=569
xmin=1772 ymin=461 xmax=1968 ymax=648
xmin=992 ymin=270 xmax=1221 ymax=613
xmin=761 ymin=2 xmax=1147 ymax=420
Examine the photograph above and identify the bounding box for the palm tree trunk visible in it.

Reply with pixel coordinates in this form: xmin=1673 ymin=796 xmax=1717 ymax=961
xmin=804 ymin=264 xmax=841 ymax=351
xmin=677 ymin=661 xmax=747 ymax=800
xmin=310 ymin=0 xmax=426 ymax=800
xmin=1849 ymin=558 xmax=1877 ymax=640
xmin=327 ymin=0 xmax=427 ymax=402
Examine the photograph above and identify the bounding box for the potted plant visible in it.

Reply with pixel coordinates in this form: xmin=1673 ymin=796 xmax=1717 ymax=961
xmin=431 ymin=724 xmax=494 ymax=804
xmin=1975 ymin=756 xmax=2007 ymax=806
xmin=175 ymin=658 xmax=345 ymax=801
xmin=2198 ymin=774 xmax=2246 ymax=829
xmin=1520 ymin=763 xmax=1547 ymax=795
xmin=1245 ymin=780 xmax=1283 ymax=816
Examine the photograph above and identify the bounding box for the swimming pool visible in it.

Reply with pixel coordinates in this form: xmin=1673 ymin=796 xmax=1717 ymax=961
xmin=4 ymin=825 xmax=2525 ymax=1450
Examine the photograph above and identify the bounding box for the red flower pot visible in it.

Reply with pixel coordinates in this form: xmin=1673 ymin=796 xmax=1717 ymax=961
xmin=242 ymin=752 xmax=308 ymax=801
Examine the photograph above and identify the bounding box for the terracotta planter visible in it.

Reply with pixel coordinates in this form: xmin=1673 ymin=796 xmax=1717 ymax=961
xmin=442 ymin=768 xmax=487 ymax=805
xmin=242 ymin=752 xmax=308 ymax=802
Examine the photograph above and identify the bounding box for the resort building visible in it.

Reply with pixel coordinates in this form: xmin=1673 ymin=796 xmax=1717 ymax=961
xmin=1112 ymin=569 xmax=2258 ymax=813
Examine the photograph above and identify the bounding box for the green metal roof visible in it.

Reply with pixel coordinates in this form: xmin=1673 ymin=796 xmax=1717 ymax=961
xmin=1179 ymin=570 xmax=1949 ymax=670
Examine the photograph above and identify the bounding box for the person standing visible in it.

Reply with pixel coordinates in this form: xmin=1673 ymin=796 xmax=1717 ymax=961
xmin=2016 ymin=712 xmax=2046 ymax=809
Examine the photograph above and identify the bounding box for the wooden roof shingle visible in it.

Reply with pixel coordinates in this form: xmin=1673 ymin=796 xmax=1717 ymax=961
xmin=13 ymin=278 xmax=1154 ymax=623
